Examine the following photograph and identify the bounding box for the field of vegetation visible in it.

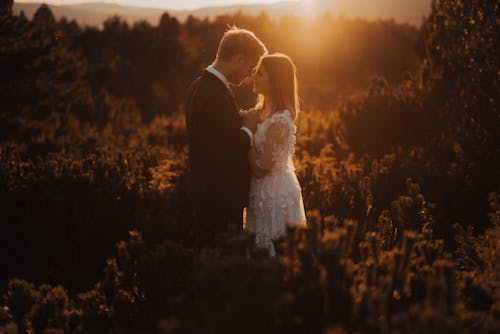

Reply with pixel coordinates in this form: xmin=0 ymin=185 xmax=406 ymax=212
xmin=0 ymin=0 xmax=498 ymax=333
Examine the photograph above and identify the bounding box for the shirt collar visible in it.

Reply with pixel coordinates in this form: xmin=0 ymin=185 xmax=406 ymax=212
xmin=206 ymin=65 xmax=231 ymax=90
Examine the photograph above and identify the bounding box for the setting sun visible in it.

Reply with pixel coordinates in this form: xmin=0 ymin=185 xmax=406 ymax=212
xmin=300 ymin=0 xmax=317 ymax=16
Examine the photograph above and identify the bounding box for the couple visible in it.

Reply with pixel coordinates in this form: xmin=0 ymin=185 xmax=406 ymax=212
xmin=184 ymin=27 xmax=306 ymax=257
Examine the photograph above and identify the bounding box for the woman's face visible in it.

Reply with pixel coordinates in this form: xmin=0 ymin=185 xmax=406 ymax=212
xmin=252 ymin=64 xmax=271 ymax=95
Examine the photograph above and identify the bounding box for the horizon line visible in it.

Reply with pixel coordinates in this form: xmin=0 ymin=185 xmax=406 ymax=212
xmin=14 ymin=0 xmax=298 ymax=11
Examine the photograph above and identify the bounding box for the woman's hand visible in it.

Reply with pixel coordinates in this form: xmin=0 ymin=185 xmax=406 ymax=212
xmin=240 ymin=108 xmax=261 ymax=133
xmin=240 ymin=107 xmax=261 ymax=118
xmin=240 ymin=111 xmax=257 ymax=133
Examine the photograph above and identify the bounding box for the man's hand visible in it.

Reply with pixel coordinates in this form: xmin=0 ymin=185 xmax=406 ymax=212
xmin=240 ymin=108 xmax=259 ymax=133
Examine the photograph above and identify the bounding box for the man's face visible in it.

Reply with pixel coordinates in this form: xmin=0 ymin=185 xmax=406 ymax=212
xmin=230 ymin=54 xmax=259 ymax=86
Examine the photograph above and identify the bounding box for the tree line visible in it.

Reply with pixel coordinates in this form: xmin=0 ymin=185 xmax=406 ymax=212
xmin=0 ymin=0 xmax=498 ymax=333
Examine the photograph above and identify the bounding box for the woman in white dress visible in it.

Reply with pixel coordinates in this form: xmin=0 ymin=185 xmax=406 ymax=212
xmin=244 ymin=53 xmax=307 ymax=257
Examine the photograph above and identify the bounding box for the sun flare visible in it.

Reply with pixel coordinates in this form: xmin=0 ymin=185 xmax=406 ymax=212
xmin=301 ymin=0 xmax=317 ymax=17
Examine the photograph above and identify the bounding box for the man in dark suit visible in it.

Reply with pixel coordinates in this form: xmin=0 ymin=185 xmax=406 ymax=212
xmin=184 ymin=27 xmax=267 ymax=246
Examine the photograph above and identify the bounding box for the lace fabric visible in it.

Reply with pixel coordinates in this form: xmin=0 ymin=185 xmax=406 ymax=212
xmin=246 ymin=110 xmax=307 ymax=256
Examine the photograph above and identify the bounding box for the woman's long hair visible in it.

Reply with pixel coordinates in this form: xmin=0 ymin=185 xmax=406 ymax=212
xmin=256 ymin=53 xmax=300 ymax=121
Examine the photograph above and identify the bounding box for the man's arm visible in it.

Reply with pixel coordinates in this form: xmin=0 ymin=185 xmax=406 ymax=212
xmin=192 ymin=90 xmax=251 ymax=171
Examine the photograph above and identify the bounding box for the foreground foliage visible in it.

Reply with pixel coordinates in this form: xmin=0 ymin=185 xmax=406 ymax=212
xmin=0 ymin=0 xmax=498 ymax=333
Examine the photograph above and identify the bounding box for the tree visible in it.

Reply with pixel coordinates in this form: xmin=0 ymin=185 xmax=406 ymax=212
xmin=0 ymin=4 xmax=93 ymax=139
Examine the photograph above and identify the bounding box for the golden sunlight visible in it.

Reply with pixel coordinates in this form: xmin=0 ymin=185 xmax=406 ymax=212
xmin=15 ymin=0 xmax=297 ymax=10
xmin=300 ymin=0 xmax=317 ymax=17
xmin=3 ymin=0 xmax=498 ymax=332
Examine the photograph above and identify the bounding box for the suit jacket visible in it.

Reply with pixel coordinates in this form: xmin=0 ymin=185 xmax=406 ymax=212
xmin=184 ymin=70 xmax=251 ymax=213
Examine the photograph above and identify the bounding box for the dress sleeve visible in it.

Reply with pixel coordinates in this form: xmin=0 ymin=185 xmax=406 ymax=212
xmin=259 ymin=113 xmax=293 ymax=171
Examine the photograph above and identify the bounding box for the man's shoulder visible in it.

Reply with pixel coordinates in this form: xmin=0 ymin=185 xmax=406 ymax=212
xmin=188 ymin=71 xmax=229 ymax=103
xmin=190 ymin=71 xmax=222 ymax=90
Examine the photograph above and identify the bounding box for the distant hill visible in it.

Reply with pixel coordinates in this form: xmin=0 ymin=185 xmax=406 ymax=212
xmin=13 ymin=1 xmax=431 ymax=27
xmin=13 ymin=2 xmax=168 ymax=27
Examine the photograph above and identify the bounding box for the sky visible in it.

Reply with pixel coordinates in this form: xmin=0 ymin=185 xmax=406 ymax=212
xmin=15 ymin=0 xmax=296 ymax=10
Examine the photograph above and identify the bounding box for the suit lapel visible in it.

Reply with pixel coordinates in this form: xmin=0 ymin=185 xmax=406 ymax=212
xmin=203 ymin=70 xmax=239 ymax=113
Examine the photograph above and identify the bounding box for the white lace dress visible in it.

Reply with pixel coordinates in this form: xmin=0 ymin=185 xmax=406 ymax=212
xmin=245 ymin=110 xmax=306 ymax=256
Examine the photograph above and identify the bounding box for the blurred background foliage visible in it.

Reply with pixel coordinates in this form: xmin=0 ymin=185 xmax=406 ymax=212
xmin=0 ymin=0 xmax=498 ymax=333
